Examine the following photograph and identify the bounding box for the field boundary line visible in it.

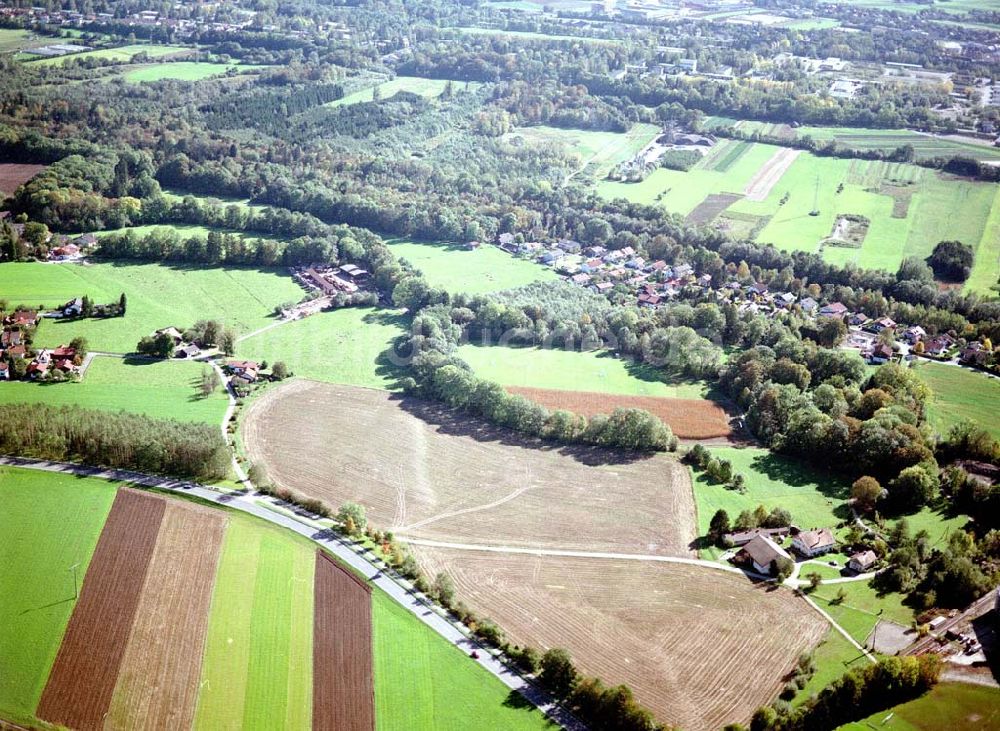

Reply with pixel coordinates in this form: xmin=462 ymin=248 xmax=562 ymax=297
xmin=798 ymin=593 xmax=876 ymax=664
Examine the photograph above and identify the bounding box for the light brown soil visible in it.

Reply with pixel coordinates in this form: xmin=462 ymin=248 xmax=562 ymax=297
xmin=103 ymin=500 xmax=227 ymax=730
xmin=244 ymin=380 xmax=696 ymax=556
xmin=686 ymin=193 xmax=742 ymax=226
xmin=507 ymin=385 xmax=733 ymax=440
xmin=0 ymin=163 xmax=46 ymax=196
xmin=313 ymin=551 xmax=374 ymax=731
xmin=743 ymin=148 xmax=800 ymax=201
xmin=37 ymin=489 xmax=166 ymax=730
xmin=412 ymin=546 xmax=827 ymax=731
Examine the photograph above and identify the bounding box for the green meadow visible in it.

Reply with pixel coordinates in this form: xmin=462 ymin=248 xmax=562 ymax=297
xmin=457 ymin=343 xmax=713 ymax=398
xmin=0 ymin=468 xmax=117 ymax=724
xmin=0 ymin=261 xmax=303 ymax=353
xmin=915 ymin=361 xmax=1000 ymax=441
xmin=236 ymin=307 xmax=408 ymax=390
xmin=329 ymin=76 xmax=482 ymax=107
xmin=25 ymin=43 xmax=187 ymax=66
xmin=809 ymin=579 xmax=914 ymax=646
xmin=793 ymin=628 xmax=868 ymax=707
xmin=511 ymin=123 xmax=661 ymax=180
xmin=839 ymin=682 xmax=1000 ymax=731
xmin=373 ymin=593 xmax=550 ymax=731
xmin=0 ymin=355 xmax=228 ymax=425
xmin=122 ymin=61 xmax=255 ymax=83
xmin=387 ymin=238 xmax=557 ymax=294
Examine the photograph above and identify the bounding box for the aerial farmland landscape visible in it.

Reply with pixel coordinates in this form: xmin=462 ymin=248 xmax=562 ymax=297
xmin=1 ymin=0 xmax=1000 ymax=730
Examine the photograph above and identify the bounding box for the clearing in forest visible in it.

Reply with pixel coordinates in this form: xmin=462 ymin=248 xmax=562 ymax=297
xmin=0 ymin=163 xmax=45 ymax=195
xmin=244 ymin=380 xmax=697 ymax=556
xmin=915 ymin=361 xmax=1000 ymax=441
xmin=412 ymin=546 xmax=827 ymax=731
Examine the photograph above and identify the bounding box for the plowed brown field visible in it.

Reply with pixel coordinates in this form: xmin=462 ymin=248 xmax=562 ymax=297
xmin=0 ymin=163 xmax=45 ymax=195
xmin=313 ymin=551 xmax=374 ymax=731
xmin=507 ymin=385 xmax=733 ymax=440
xmin=412 ymin=546 xmax=827 ymax=731
xmin=104 ymin=500 xmax=227 ymax=730
xmin=37 ymin=489 xmax=166 ymax=730
xmin=244 ymin=380 xmax=696 ymax=556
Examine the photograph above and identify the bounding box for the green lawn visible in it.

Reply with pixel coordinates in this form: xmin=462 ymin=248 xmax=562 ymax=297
xmin=0 ymin=261 xmax=303 ymax=353
xmin=0 ymin=29 xmax=47 ymax=54
xmin=122 ymin=61 xmax=255 ymax=82
xmin=236 ymin=307 xmax=407 ymax=390
xmin=887 ymin=504 xmax=971 ymax=549
xmin=328 ymin=76 xmax=482 ymax=107
xmin=386 ymin=238 xmax=557 ymax=295
xmin=457 ymin=343 xmax=714 ymax=398
xmin=0 ymin=355 xmax=228 ymax=424
xmin=509 ymin=123 xmax=661 ymax=180
xmin=692 ymin=447 xmax=850 ymax=559
xmin=809 ymin=579 xmax=914 ymax=646
xmin=794 ymin=627 xmax=869 ymax=707
xmin=194 ymin=516 xmax=314 ymax=730
xmin=0 ymin=468 xmax=117 ymax=723
xmin=915 ymin=361 xmax=1000 ymax=441
xmin=373 ymin=593 xmax=551 ymax=731
xmin=25 ymin=44 xmax=188 ymax=66
xmin=839 ymin=682 xmax=1000 ymax=731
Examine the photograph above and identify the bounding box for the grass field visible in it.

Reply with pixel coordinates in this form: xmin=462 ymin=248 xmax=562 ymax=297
xmin=457 ymin=343 xmax=714 ymax=398
xmin=236 ymin=307 xmax=407 ymax=390
xmin=121 ymin=61 xmax=253 ymax=82
xmin=691 ymin=447 xmax=850 ymax=559
xmin=328 ymin=76 xmax=483 ymax=107
xmin=387 ymin=238 xmax=557 ymax=294
xmin=0 ymin=355 xmax=228 ymax=424
xmin=0 ymin=468 xmax=117 ymax=723
xmin=915 ymin=362 xmax=1000 ymax=441
xmin=373 ymin=593 xmax=549 ymax=731
xmin=793 ymin=627 xmax=869 ymax=707
xmin=809 ymin=579 xmax=913 ymax=646
xmin=839 ymin=682 xmax=1000 ymax=731
xmin=24 ymin=43 xmax=188 ymax=66
xmin=0 ymin=29 xmax=48 ymax=54
xmin=0 ymin=261 xmax=303 ymax=353
xmin=509 ymin=123 xmax=661 ymax=180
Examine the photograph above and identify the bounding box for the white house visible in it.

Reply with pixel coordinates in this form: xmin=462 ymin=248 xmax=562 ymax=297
xmin=792 ymin=528 xmax=837 ymax=557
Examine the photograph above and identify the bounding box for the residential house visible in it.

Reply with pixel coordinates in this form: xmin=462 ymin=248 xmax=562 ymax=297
xmin=593 ymin=281 xmax=614 ymax=294
xmin=792 ymin=528 xmax=836 ymax=557
xmin=175 ymin=343 xmax=200 ymax=359
xmin=155 ymin=326 xmax=185 ymax=345
xmin=924 ymin=334 xmax=955 ymax=357
xmin=49 ymin=243 xmax=80 ymax=260
xmin=776 ymin=292 xmax=796 ymax=308
xmin=60 ymin=298 xmax=83 ymax=318
xmin=960 ymin=341 xmax=992 ymax=367
xmin=869 ymin=316 xmax=897 ymax=334
xmin=571 ymin=273 xmax=592 ymax=286
xmin=0 ymin=361 xmax=8 ymax=380
xmin=51 ymin=344 xmax=76 ymax=362
xmin=848 ymin=550 xmax=878 ymax=573
xmin=1 ymin=329 xmax=22 ymax=349
xmin=869 ymin=342 xmax=894 ymax=364
xmin=227 ymin=359 xmax=259 ymax=381
xmin=556 ymin=239 xmax=582 ymax=254
xmin=818 ymin=301 xmax=848 ymax=318
xmin=6 ymin=344 xmax=26 ymax=359
xmin=723 ymin=527 xmax=792 ymax=547
xmin=583 ymin=246 xmax=607 ymax=257
xmin=638 ymin=293 xmax=662 ymax=308
xmin=849 ymin=312 xmax=870 ymax=327
xmin=6 ymin=310 xmax=39 ymax=328
xmin=903 ymin=325 xmax=926 ymax=345
xmin=740 ymin=535 xmax=792 ymax=575
xmin=72 ymin=233 xmax=97 ymax=248
xmin=800 ymin=297 xmax=818 ymax=314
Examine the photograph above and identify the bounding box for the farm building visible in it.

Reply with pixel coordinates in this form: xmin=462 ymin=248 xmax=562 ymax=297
xmin=792 ymin=528 xmax=836 ymax=557
xmin=848 ymin=551 xmax=878 ymax=573
xmin=723 ymin=527 xmax=792 ymax=547
xmin=739 ymin=535 xmax=791 ymax=575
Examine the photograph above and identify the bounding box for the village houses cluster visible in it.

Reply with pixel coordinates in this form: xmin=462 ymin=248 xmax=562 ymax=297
xmin=0 ymin=308 xmax=83 ymax=381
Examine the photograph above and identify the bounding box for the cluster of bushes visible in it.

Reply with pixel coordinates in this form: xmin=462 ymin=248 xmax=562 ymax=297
xmin=744 ymin=655 xmax=941 ymax=731
xmin=778 ymin=653 xmax=816 ymax=701
xmin=0 ymin=403 xmax=229 ymax=480
xmin=684 ymin=444 xmax=746 ymax=490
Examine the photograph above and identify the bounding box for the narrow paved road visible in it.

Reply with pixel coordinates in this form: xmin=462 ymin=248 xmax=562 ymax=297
xmin=0 ymin=456 xmax=583 ymax=731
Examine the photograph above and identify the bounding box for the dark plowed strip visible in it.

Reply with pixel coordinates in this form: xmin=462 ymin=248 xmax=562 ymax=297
xmin=313 ymin=550 xmax=374 ymax=731
xmin=36 ymin=489 xmax=166 ymax=730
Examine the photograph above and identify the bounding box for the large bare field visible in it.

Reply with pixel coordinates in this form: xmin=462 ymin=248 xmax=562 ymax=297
xmin=507 ymin=385 xmax=733 ymax=440
xmin=0 ymin=163 xmax=45 ymax=195
xmin=244 ymin=380 xmax=696 ymax=556
xmin=36 ymin=489 xmax=165 ymax=730
xmin=105 ymin=500 xmax=226 ymax=730
xmin=412 ymin=546 xmax=827 ymax=731
xmin=313 ymin=551 xmax=374 ymax=731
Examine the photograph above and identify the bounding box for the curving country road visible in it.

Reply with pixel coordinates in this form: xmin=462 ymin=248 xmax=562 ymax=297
xmin=0 ymin=455 xmax=585 ymax=731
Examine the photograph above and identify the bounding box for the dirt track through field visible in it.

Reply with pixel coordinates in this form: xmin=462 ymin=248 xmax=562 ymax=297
xmin=413 ymin=546 xmax=827 ymax=731
xmin=743 ymin=148 xmax=800 ymax=201
xmin=313 ymin=551 xmax=374 ymax=731
xmin=507 ymin=385 xmax=733 ymax=440
xmin=36 ymin=489 xmax=166 ymax=730
xmin=244 ymin=381 xmax=696 ymax=556
xmin=104 ymin=501 xmax=227 ymax=730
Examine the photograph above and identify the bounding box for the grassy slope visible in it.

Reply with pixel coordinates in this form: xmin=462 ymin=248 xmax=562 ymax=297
xmin=387 ymin=238 xmax=557 ymax=295
xmin=0 ymin=468 xmax=117 ymax=723
xmin=194 ymin=516 xmax=314 ymax=730
xmin=457 ymin=343 xmax=714 ymax=398
xmin=839 ymin=682 xmax=1000 ymax=731
xmin=511 ymin=123 xmax=660 ymax=180
xmin=915 ymin=361 xmax=1000 ymax=441
xmin=236 ymin=307 xmax=407 ymax=390
xmin=122 ymin=62 xmax=246 ymax=82
xmin=809 ymin=579 xmax=914 ymax=646
xmin=692 ymin=447 xmax=850 ymax=558
xmin=966 ymin=185 xmax=1000 ymax=294
xmin=373 ymin=593 xmax=551 ymax=731
xmin=0 ymin=261 xmax=303 ymax=353
xmin=26 ymin=43 xmax=186 ymax=66
xmin=0 ymin=355 xmax=228 ymax=424
xmin=793 ymin=627 xmax=869 ymax=707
